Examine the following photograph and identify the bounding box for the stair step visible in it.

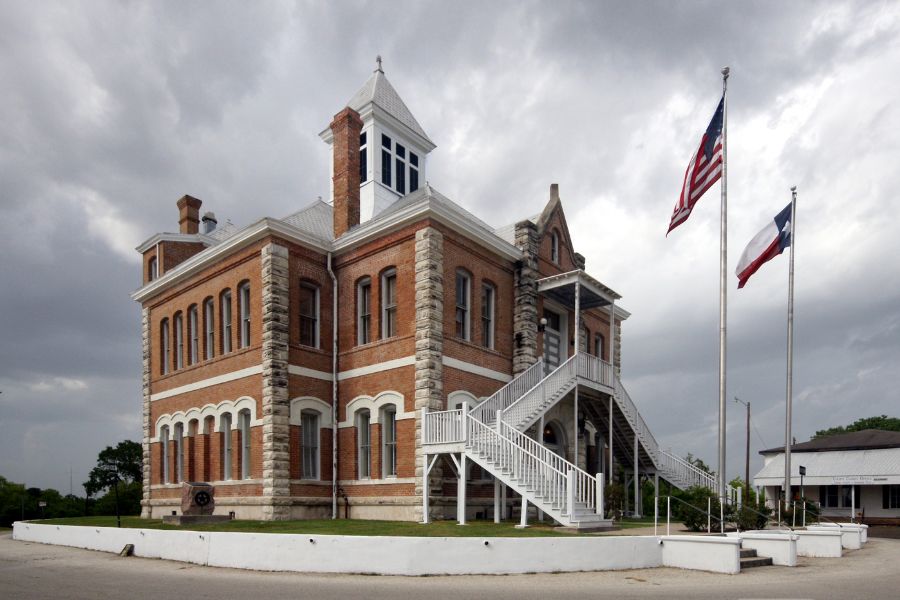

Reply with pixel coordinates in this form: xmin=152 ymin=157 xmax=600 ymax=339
xmin=739 ymin=548 xmax=757 ymax=559
xmin=740 ymin=556 xmax=773 ymax=569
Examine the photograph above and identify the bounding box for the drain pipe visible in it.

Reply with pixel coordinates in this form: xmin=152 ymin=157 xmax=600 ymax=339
xmin=327 ymin=252 xmax=338 ymax=519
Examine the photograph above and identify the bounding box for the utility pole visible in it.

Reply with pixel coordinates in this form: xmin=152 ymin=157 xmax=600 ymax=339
xmin=735 ymin=397 xmax=750 ymax=502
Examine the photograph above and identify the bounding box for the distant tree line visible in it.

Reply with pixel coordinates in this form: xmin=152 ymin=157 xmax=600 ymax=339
xmin=0 ymin=440 xmax=143 ymax=527
xmin=812 ymin=415 xmax=900 ymax=440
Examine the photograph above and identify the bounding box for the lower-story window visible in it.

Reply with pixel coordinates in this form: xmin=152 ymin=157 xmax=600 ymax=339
xmin=301 ymin=411 xmax=320 ymax=480
xmin=819 ymin=484 xmax=861 ymax=508
xmin=382 ymin=407 xmax=397 ymax=477
xmin=884 ymin=485 xmax=900 ymax=509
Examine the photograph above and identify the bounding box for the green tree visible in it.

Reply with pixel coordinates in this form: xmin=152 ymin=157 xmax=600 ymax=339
xmin=812 ymin=415 xmax=900 ymax=439
xmin=83 ymin=440 xmax=142 ymax=524
xmin=684 ymin=453 xmax=714 ymax=476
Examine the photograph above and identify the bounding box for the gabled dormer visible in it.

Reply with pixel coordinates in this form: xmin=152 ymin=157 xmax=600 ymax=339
xmin=321 ymin=58 xmax=436 ymax=232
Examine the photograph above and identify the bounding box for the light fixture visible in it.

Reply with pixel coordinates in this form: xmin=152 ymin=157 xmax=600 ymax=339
xmin=538 ymin=317 xmax=548 ymax=332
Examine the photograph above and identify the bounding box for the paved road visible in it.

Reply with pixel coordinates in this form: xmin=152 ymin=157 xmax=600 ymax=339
xmin=2 ymin=533 xmax=899 ymax=599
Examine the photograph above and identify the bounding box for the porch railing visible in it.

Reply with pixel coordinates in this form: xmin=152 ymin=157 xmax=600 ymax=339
xmin=422 ymin=408 xmax=465 ymax=445
xmin=575 ymin=352 xmax=615 ymax=389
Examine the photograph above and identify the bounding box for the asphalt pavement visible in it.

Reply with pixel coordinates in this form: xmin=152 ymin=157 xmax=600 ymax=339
xmin=2 ymin=532 xmax=899 ymax=599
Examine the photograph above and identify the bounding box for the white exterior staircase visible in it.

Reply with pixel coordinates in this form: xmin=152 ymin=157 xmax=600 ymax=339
xmin=422 ymin=355 xmax=716 ymax=528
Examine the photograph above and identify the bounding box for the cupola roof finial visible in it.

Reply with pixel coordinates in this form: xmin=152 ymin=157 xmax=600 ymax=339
xmin=375 ymin=55 xmax=383 ymax=73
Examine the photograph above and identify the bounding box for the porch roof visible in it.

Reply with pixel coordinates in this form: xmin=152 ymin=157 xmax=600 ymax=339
xmin=537 ymin=270 xmax=621 ymax=310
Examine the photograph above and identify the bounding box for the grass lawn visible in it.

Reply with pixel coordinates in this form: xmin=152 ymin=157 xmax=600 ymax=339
xmin=33 ymin=516 xmax=586 ymax=537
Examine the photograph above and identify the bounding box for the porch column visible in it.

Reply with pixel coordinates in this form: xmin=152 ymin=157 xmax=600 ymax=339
xmin=633 ymin=434 xmax=640 ymax=518
xmin=457 ymin=453 xmax=467 ymax=525
xmin=608 ymin=399 xmax=614 ymax=485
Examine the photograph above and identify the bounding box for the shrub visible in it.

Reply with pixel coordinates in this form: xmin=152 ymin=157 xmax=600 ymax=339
xmin=672 ymin=486 xmax=720 ymax=532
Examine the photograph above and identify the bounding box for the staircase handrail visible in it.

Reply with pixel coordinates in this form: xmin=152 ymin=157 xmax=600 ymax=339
xmin=658 ymin=450 xmax=718 ymax=491
xmin=575 ymin=352 xmax=615 ymax=389
xmin=470 ymin=358 xmax=545 ymax=423
xmin=614 ymin=378 xmax=659 ymax=463
xmin=501 ymin=355 xmax=578 ymax=428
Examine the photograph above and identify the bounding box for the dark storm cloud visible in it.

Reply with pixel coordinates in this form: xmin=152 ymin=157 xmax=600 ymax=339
xmin=1 ymin=0 xmax=898 ymax=490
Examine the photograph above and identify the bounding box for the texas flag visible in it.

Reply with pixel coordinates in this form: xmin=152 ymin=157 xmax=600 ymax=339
xmin=735 ymin=203 xmax=793 ymax=289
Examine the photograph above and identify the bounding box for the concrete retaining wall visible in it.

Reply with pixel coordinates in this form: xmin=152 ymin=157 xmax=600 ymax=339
xmin=660 ymin=536 xmax=741 ymax=574
xmin=726 ymin=532 xmax=798 ymax=566
xmin=807 ymin=525 xmax=863 ymax=550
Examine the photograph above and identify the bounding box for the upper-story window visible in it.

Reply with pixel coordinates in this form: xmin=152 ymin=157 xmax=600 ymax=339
xmin=148 ymin=257 xmax=158 ymax=281
xmin=481 ymin=283 xmax=495 ymax=349
xmin=173 ymin=312 xmax=184 ymax=370
xmin=359 ymin=131 xmax=368 ymax=183
xmin=203 ymin=298 xmax=215 ymax=360
xmin=188 ymin=305 xmax=199 ymax=365
xmin=160 ymin=318 xmax=170 ymax=375
xmin=221 ymin=290 xmax=232 ymax=354
xmin=395 ymin=143 xmax=406 ymax=195
xmin=299 ymin=282 xmax=320 ymax=348
xmin=550 ymin=230 xmax=560 ymax=265
xmin=455 ymin=270 xmax=471 ymax=341
xmin=238 ymin=282 xmax=251 ymax=349
xmin=409 ymin=152 xmax=419 ymax=193
xmin=357 ymin=277 xmax=371 ymax=345
xmin=381 ymin=134 xmax=392 ymax=187
xmin=595 ymin=333 xmax=605 ymax=360
xmin=381 ymin=269 xmax=397 ymax=339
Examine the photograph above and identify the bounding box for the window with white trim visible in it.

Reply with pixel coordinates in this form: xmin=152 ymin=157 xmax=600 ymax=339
xmin=381 ymin=134 xmax=392 ymax=187
xmin=174 ymin=422 xmax=184 ymax=482
xmin=204 ymin=298 xmax=215 ymax=360
xmin=395 ymin=142 xmax=406 ymax=195
xmin=160 ymin=425 xmax=170 ymax=483
xmin=357 ymin=277 xmax=371 ymax=345
xmin=148 ymin=256 xmax=158 ymax=281
xmin=455 ymin=270 xmax=471 ymax=340
xmin=160 ymin=318 xmax=170 ymax=375
xmin=299 ymin=282 xmax=319 ymax=348
xmin=481 ymin=283 xmax=495 ymax=349
xmin=595 ymin=333 xmax=605 ymax=360
xmin=301 ymin=411 xmax=320 ymax=480
xmin=238 ymin=282 xmax=250 ymax=349
xmin=188 ymin=305 xmax=198 ymax=365
xmin=409 ymin=152 xmax=419 ymax=193
xmin=174 ymin=313 xmax=184 ymax=370
xmin=884 ymin=485 xmax=900 ymax=509
xmin=239 ymin=409 xmax=251 ymax=480
xmin=382 ymin=407 xmax=397 ymax=477
xmin=550 ymin=230 xmax=560 ymax=264
xmin=221 ymin=290 xmax=232 ymax=354
xmin=221 ymin=413 xmax=232 ymax=480
xmin=359 ymin=131 xmax=368 ymax=183
xmin=357 ymin=409 xmax=371 ymax=479
xmin=381 ymin=269 xmax=397 ymax=339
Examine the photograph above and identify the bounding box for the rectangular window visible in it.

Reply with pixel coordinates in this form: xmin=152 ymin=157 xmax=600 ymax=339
xmin=161 ymin=427 xmax=170 ymax=483
xmin=174 ymin=314 xmax=184 ymax=369
xmin=222 ymin=414 xmax=232 ymax=480
xmin=820 ymin=485 xmax=861 ymax=508
xmin=148 ymin=257 xmax=158 ymax=281
xmin=455 ymin=271 xmax=470 ymax=340
xmin=239 ymin=283 xmax=251 ymax=348
xmin=409 ymin=152 xmax=419 ymax=192
xmin=204 ymin=299 xmax=215 ymax=360
xmin=188 ymin=306 xmax=198 ymax=365
xmin=301 ymin=412 xmax=319 ymax=480
xmin=395 ymin=157 xmax=405 ymax=194
xmin=595 ymin=333 xmax=605 ymax=360
xmin=481 ymin=283 xmax=494 ymax=348
xmin=381 ymin=270 xmax=397 ymax=338
xmin=175 ymin=424 xmax=184 ymax=483
xmin=884 ymin=485 xmax=900 ymax=509
xmin=240 ymin=412 xmax=251 ymax=480
xmin=357 ymin=411 xmax=371 ymax=479
xmin=382 ymin=409 xmax=397 ymax=477
xmin=299 ymin=283 xmax=319 ymax=347
xmin=160 ymin=319 xmax=170 ymax=375
xmin=357 ymin=278 xmax=371 ymax=345
xmin=381 ymin=134 xmax=392 ymax=187
xmin=221 ymin=291 xmax=232 ymax=354
xmin=359 ymin=131 xmax=368 ymax=183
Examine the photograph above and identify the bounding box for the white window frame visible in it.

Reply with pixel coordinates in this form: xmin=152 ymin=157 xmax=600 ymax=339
xmin=148 ymin=256 xmax=158 ymax=281
xmin=301 ymin=410 xmax=320 ymax=480
xmin=160 ymin=318 xmax=170 ymax=375
xmin=595 ymin=333 xmax=605 ymax=361
xmin=481 ymin=283 xmax=495 ymax=349
xmin=381 ymin=269 xmax=397 ymax=339
xmin=174 ymin=313 xmax=184 ymax=370
xmin=357 ymin=410 xmax=371 ymax=479
xmin=221 ymin=290 xmax=232 ymax=354
xmin=188 ymin=305 xmax=198 ymax=365
xmin=455 ymin=270 xmax=471 ymax=341
xmin=239 ymin=282 xmax=251 ymax=349
xmin=357 ymin=277 xmax=371 ymax=346
xmin=550 ymin=231 xmax=560 ymax=264
xmin=174 ymin=422 xmax=184 ymax=483
xmin=221 ymin=413 xmax=232 ymax=480
xmin=298 ymin=282 xmax=320 ymax=348
xmin=204 ymin=298 xmax=215 ymax=360
xmin=381 ymin=406 xmax=397 ymax=478
xmin=239 ymin=410 xmax=251 ymax=480
xmin=161 ymin=426 xmax=170 ymax=483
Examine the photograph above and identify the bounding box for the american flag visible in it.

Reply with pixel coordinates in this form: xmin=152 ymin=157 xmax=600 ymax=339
xmin=667 ymin=95 xmax=725 ymax=235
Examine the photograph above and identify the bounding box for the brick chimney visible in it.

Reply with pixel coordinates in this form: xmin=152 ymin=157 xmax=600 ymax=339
xmin=177 ymin=195 xmax=203 ymax=234
xmin=330 ymin=107 xmax=363 ymax=238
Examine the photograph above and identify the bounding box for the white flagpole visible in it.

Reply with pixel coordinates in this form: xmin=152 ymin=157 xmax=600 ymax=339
xmin=784 ymin=186 xmax=797 ymax=505
xmin=717 ymin=66 xmax=730 ymax=502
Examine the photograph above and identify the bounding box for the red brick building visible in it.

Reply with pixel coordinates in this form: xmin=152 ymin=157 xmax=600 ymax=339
xmin=134 ymin=60 xmax=704 ymax=524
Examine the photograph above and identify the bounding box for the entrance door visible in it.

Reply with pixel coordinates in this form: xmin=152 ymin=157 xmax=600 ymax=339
xmin=542 ymin=309 xmax=562 ymax=375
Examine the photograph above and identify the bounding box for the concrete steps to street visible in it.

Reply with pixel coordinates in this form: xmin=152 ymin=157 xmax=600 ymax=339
xmin=739 ymin=547 xmax=773 ymax=569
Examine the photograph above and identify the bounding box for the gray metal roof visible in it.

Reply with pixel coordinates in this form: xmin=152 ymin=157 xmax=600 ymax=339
xmin=760 ymin=430 xmax=900 ymax=454
xmin=347 ymin=67 xmax=432 ymax=144
xmin=754 ymin=447 xmax=900 ymax=485
xmin=282 ymin=199 xmax=335 ymax=242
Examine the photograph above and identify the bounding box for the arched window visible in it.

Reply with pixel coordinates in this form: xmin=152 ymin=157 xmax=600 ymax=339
xmin=357 ymin=409 xmax=371 ymax=479
xmin=455 ymin=269 xmax=471 ymax=340
xmin=160 ymin=425 xmax=170 ymax=483
xmin=221 ymin=413 xmax=232 ymax=480
xmin=550 ymin=230 xmax=560 ymax=265
xmin=188 ymin=305 xmax=199 ymax=365
xmin=160 ymin=318 xmax=170 ymax=375
xmin=298 ymin=281 xmax=320 ymax=348
xmin=380 ymin=268 xmax=397 ymax=339
xmin=542 ymin=421 xmax=566 ymax=459
xmin=381 ymin=405 xmax=397 ymax=477
xmin=174 ymin=422 xmax=184 ymax=482
xmin=220 ymin=289 xmax=232 ymax=354
xmin=301 ymin=410 xmax=320 ymax=480
xmin=173 ymin=312 xmax=184 ymax=370
xmin=238 ymin=282 xmax=251 ymax=348
xmin=148 ymin=256 xmax=158 ymax=281
xmin=357 ymin=277 xmax=371 ymax=346
xmin=481 ymin=282 xmax=495 ymax=349
xmin=203 ymin=297 xmax=215 ymax=360
xmin=239 ymin=409 xmax=251 ymax=479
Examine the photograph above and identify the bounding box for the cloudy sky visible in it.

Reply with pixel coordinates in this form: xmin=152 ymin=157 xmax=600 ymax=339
xmin=2 ymin=1 xmax=898 ymax=493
